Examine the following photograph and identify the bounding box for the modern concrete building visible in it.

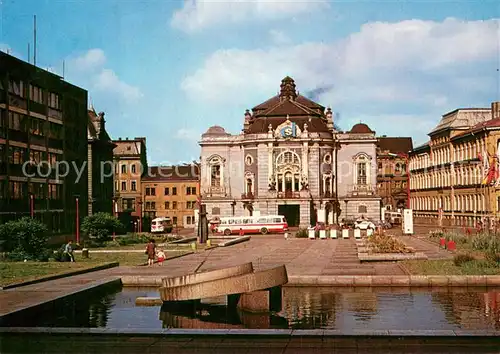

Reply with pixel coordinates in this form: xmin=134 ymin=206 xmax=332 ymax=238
xmin=199 ymin=77 xmax=380 ymax=228
xmin=112 ymin=137 xmax=147 ymax=219
xmin=141 ymin=164 xmax=200 ymax=228
xmin=0 ymin=51 xmax=88 ymax=233
xmin=87 ymin=107 xmax=115 ymax=215
xmin=376 ymin=137 xmax=413 ymax=211
xmin=409 ymin=102 xmax=500 ymax=227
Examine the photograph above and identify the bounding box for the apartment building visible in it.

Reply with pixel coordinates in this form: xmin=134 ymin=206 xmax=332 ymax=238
xmin=141 ymin=164 xmax=199 ymax=228
xmin=0 ymin=51 xmax=88 ymax=233
xmin=87 ymin=107 xmax=115 ymax=215
xmin=376 ymin=137 xmax=413 ymax=210
xmin=409 ymin=102 xmax=500 ymax=227
xmin=112 ymin=137 xmax=147 ymax=218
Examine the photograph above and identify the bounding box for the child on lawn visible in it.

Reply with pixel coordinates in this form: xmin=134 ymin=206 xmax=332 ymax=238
xmin=157 ymin=249 xmax=166 ymax=266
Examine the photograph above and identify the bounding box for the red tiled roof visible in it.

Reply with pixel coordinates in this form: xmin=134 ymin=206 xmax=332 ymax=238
xmin=247 ymin=116 xmax=329 ymax=134
xmin=253 ymin=94 xmax=324 ymax=111
xmin=377 ymin=137 xmax=413 ymax=154
xmin=142 ymin=165 xmax=200 ymax=181
xmin=451 ymin=117 xmax=500 ymax=140
xmin=350 ymin=123 xmax=373 ymax=134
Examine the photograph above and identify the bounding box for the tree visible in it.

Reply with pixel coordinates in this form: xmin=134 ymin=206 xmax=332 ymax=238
xmin=81 ymin=212 xmax=123 ymax=242
xmin=0 ymin=217 xmax=50 ymax=261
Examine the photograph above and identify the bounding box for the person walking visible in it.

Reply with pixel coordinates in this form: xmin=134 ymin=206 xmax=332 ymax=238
xmin=146 ymin=239 xmax=156 ymax=266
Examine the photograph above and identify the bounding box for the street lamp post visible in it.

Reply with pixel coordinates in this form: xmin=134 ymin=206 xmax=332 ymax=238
xmin=138 ymin=201 xmax=143 ymax=233
xmin=29 ymin=193 xmax=34 ymax=218
xmin=75 ymin=196 xmax=80 ymax=244
xmin=112 ymin=197 xmax=118 ymax=240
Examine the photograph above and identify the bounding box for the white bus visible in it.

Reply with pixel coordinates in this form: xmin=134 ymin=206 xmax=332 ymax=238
xmin=151 ymin=217 xmax=172 ymax=233
xmin=215 ymin=215 xmax=288 ymax=235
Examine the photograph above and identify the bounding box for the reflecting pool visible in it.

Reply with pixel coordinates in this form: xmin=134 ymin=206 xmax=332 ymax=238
xmin=2 ymin=285 xmax=500 ymax=331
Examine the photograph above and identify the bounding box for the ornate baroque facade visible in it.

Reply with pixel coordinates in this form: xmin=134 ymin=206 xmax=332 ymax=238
xmin=199 ymin=77 xmax=380 ymax=228
xmin=409 ymin=102 xmax=500 ymax=227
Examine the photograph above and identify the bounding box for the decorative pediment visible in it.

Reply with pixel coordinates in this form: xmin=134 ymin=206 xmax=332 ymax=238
xmin=352 ymin=152 xmax=373 ymax=161
xmin=274 ymin=115 xmax=302 ymax=139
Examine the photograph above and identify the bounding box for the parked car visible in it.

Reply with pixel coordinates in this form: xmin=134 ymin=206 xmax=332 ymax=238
xmin=355 ymin=220 xmax=376 ymax=230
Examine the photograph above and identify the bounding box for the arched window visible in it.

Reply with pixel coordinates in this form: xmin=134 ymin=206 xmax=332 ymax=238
xmin=245 ymin=155 xmax=253 ymax=166
xmin=275 ymin=151 xmax=301 ymax=193
xmin=208 ymin=156 xmax=223 ymax=187
xmin=354 ymin=154 xmax=370 ymax=185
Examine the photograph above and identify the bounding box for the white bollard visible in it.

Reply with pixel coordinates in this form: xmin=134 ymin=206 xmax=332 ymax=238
xmin=367 ymin=228 xmax=374 ymax=237
xmin=342 ymin=229 xmax=349 ymax=239
xmin=354 ymin=229 xmax=361 ymax=239
xmin=319 ymin=230 xmax=326 ymax=239
xmin=330 ymin=229 xmax=337 ymax=239
xmin=308 ymin=228 xmax=316 ymax=239
xmin=284 ymin=232 xmax=289 ymax=240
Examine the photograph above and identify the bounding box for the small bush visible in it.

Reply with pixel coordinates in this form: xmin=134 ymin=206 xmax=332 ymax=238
xmin=472 ymin=233 xmax=500 ymax=253
xmin=295 ymin=228 xmax=308 ymax=238
xmin=0 ymin=217 xmax=50 ymax=261
xmin=453 ymin=253 xmax=475 ymax=266
xmin=444 ymin=232 xmax=468 ymax=245
xmin=485 ymin=251 xmax=500 ymax=266
xmin=368 ymin=234 xmax=413 ymax=253
xmin=81 ymin=212 xmax=123 ymax=242
xmin=429 ymin=230 xmax=444 ymax=239
xmin=109 ymin=234 xmax=149 ymax=246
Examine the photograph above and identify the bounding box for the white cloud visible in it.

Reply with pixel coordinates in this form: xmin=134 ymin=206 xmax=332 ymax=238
xmin=171 ymin=0 xmax=329 ymax=33
xmin=182 ymin=18 xmax=500 ymax=111
xmin=175 ymin=128 xmax=201 ymax=142
xmin=94 ymin=69 xmax=143 ymax=101
xmin=269 ymin=29 xmax=291 ymax=45
xmin=72 ymin=48 xmax=106 ymax=72
xmin=68 ymin=49 xmax=143 ymax=102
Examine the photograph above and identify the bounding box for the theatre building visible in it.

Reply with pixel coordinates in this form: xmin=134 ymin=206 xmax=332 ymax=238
xmin=199 ymin=77 xmax=380 ymax=228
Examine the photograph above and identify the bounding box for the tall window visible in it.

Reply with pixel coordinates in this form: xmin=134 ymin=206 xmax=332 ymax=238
xmin=172 ymin=201 xmax=177 ymax=209
xmin=164 ymin=187 xmax=169 ymax=195
xmin=275 ymin=151 xmax=301 ymax=192
xmin=121 ymin=164 xmax=127 ymax=174
xmin=131 ymin=164 xmax=136 ymax=174
xmin=211 ymin=165 xmax=221 ymax=187
xmin=131 ymin=181 xmax=136 ymax=191
xmin=165 ymin=201 xmax=170 ymax=209
xmin=246 ymin=178 xmax=253 ymax=195
xmin=355 ymin=155 xmax=368 ymax=185
xmin=121 ymin=181 xmax=127 ymax=191
xmin=172 ymin=187 xmax=177 ymax=195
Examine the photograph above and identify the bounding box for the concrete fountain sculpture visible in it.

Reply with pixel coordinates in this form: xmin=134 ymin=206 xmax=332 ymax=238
xmin=136 ymin=262 xmax=288 ymax=313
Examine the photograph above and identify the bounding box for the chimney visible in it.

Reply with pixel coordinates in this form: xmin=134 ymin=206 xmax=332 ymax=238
xmin=118 ymin=137 xmax=122 ymax=141
xmin=492 ymin=101 xmax=500 ymax=120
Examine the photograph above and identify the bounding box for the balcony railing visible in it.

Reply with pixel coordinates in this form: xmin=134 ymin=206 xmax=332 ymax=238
xmin=241 ymin=192 xmax=254 ymax=199
xmin=348 ymin=184 xmax=376 ymax=197
xmin=277 ymin=190 xmax=301 ymax=199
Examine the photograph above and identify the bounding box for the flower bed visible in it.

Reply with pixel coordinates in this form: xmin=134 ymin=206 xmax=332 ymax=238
xmin=368 ymin=234 xmax=415 ymax=254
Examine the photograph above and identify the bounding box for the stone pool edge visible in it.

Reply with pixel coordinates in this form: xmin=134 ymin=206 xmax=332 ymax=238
xmin=1 ymin=327 xmax=499 ymax=338
xmin=120 ymin=275 xmax=500 ymax=287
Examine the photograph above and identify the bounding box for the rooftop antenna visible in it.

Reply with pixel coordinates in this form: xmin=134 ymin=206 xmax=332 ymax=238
xmin=33 ymin=15 xmax=37 ymax=66
xmin=28 ymin=43 xmax=30 ymax=64
xmin=62 ymin=60 xmax=65 ymax=79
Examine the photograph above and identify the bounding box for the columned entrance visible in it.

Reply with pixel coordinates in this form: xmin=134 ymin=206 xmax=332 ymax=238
xmin=278 ymin=204 xmax=300 ymax=227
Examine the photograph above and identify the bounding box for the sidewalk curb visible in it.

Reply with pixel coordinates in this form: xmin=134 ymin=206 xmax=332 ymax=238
xmin=0 ymin=262 xmax=119 ymax=290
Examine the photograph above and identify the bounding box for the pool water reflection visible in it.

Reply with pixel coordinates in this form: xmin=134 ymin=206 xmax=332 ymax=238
xmin=3 ymin=286 xmax=500 ymax=331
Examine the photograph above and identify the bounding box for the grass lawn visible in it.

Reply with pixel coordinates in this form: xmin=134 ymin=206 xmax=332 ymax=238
xmin=75 ymin=249 xmax=192 ymax=266
xmin=402 ymin=259 xmax=500 ymax=275
xmin=0 ymin=261 xmax=110 ymax=287
xmin=0 ymin=249 xmax=193 ymax=287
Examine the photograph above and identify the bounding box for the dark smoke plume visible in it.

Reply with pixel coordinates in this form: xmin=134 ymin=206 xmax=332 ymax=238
xmin=304 ymin=84 xmax=334 ymax=102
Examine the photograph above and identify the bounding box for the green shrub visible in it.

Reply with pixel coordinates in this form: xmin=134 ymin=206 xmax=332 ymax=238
xmin=110 ymin=233 xmax=149 ymax=246
xmin=444 ymin=232 xmax=468 ymax=245
xmin=429 ymin=230 xmax=444 ymax=239
xmin=453 ymin=253 xmax=475 ymax=266
xmin=81 ymin=212 xmax=123 ymax=242
xmin=295 ymin=228 xmax=308 ymax=238
xmin=485 ymin=251 xmax=500 ymax=266
xmin=472 ymin=233 xmax=500 ymax=253
xmin=0 ymin=217 xmax=50 ymax=261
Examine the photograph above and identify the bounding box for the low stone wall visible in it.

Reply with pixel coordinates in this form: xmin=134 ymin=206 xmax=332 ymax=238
xmin=121 ymin=274 xmax=500 ymax=287
xmin=287 ymin=275 xmax=500 ymax=287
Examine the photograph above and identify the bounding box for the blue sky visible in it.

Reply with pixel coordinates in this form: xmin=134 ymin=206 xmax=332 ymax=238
xmin=1 ymin=0 xmax=499 ymax=164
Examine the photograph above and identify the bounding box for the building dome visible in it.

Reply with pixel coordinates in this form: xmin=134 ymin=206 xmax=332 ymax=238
xmin=202 ymin=125 xmax=230 ymax=137
xmin=350 ymin=123 xmax=373 ymax=134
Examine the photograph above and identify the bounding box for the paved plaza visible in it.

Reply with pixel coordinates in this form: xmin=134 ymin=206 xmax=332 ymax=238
xmin=0 ymin=233 xmax=452 ymax=318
